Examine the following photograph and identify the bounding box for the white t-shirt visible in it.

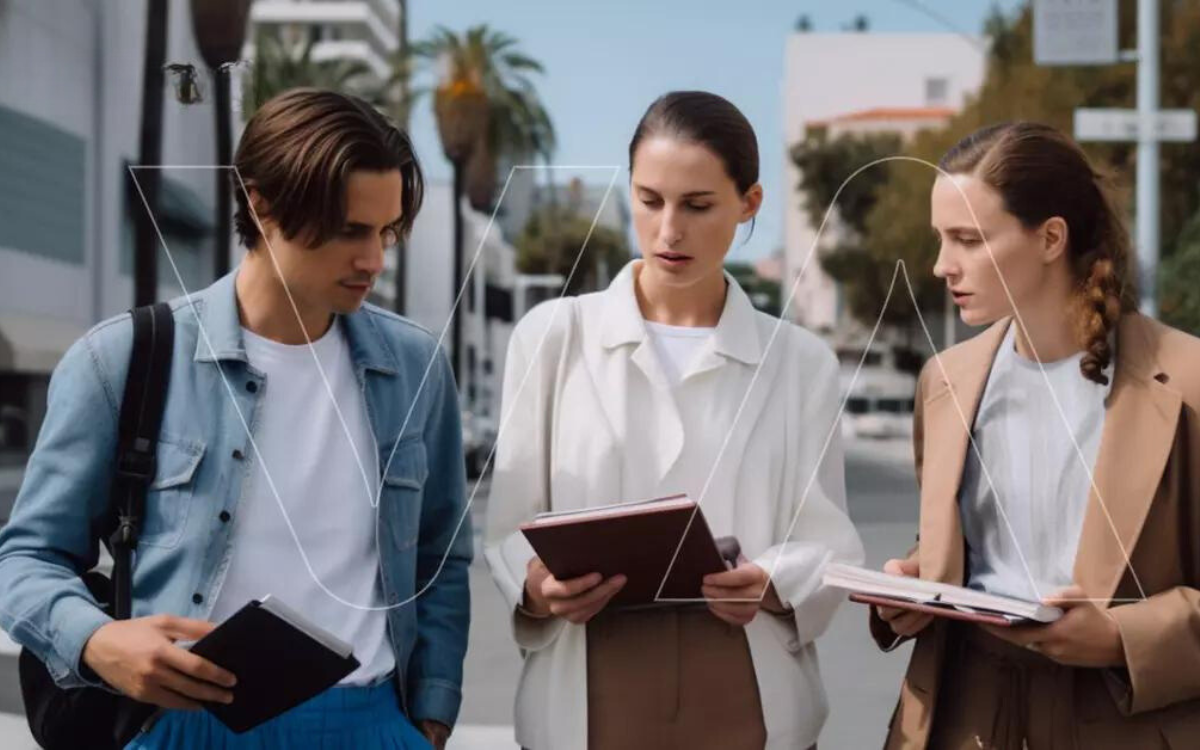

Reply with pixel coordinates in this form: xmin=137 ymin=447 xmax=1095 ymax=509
xmin=960 ymin=324 xmax=1113 ymax=601
xmin=209 ymin=322 xmax=395 ymax=685
xmin=644 ymin=321 xmax=716 ymax=386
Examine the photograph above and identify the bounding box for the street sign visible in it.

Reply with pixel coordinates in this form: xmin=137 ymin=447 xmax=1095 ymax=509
xmin=1074 ymin=108 xmax=1199 ymax=142
xmin=1034 ymin=0 xmax=1119 ymax=66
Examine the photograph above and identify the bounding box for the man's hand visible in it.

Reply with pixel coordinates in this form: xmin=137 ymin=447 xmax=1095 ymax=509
xmin=417 ymin=719 xmax=451 ymax=749
xmin=980 ymin=586 xmax=1126 ymax=668
xmin=875 ymin=557 xmax=935 ymax=637
xmin=702 ymin=560 xmax=772 ymax=627
xmin=81 ymin=614 xmax=237 ymax=710
xmin=523 ymin=557 xmax=627 ymax=625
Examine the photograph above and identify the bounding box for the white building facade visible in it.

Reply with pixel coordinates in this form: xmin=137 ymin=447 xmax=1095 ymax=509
xmin=245 ymin=0 xmax=400 ymax=83
xmin=0 ymin=0 xmax=227 ymax=519
xmin=404 ymin=182 xmax=520 ymax=426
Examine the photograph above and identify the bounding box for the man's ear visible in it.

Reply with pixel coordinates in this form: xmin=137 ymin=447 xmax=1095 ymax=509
xmin=246 ymin=187 xmax=275 ymax=238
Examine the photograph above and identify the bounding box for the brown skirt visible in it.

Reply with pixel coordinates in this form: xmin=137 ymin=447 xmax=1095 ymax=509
xmin=585 ymin=606 xmax=768 ymax=750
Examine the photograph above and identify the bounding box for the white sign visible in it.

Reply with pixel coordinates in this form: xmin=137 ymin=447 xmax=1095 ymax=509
xmin=1034 ymin=0 xmax=1119 ymax=66
xmin=1074 ymin=108 xmax=1199 ymax=142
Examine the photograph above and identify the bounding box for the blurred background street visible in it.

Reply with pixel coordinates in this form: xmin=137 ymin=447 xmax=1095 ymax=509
xmin=2 ymin=0 xmax=1197 ymax=746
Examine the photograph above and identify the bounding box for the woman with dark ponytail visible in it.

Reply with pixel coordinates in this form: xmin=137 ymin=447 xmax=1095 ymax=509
xmin=872 ymin=121 xmax=1200 ymax=748
xmin=485 ymin=91 xmax=863 ymax=749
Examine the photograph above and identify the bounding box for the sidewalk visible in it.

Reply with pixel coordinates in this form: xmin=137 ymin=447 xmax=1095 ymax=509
xmin=0 ymin=713 xmax=34 ymax=750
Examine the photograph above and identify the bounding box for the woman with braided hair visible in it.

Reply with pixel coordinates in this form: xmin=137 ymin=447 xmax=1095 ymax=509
xmin=870 ymin=121 xmax=1200 ymax=748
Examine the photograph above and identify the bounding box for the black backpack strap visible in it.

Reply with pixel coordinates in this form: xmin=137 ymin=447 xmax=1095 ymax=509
xmin=109 ymin=302 xmax=174 ymax=620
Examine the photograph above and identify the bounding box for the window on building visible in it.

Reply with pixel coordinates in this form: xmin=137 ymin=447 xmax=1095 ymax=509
xmin=120 ymin=164 xmax=214 ymax=294
xmin=846 ymin=397 xmax=871 ymax=415
xmin=0 ymin=374 xmax=44 ymax=468
xmin=0 ymin=373 xmax=50 ymax=522
xmin=0 ymin=105 xmax=86 ymax=265
xmin=925 ymin=77 xmax=949 ymax=107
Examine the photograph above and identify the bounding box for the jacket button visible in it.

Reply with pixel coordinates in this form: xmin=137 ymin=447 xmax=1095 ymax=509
xmin=192 ymin=593 xmax=204 ymax=604
xmin=245 ymin=381 xmax=258 ymax=393
xmin=219 ymin=511 xmax=231 ymax=523
xmin=231 ymin=449 xmax=244 ymax=460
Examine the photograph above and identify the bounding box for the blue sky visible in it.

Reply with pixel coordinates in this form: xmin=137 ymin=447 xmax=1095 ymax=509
xmin=406 ymin=1 xmax=1025 ymax=262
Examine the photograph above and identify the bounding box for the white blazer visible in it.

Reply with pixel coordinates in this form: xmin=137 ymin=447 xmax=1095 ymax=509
xmin=484 ymin=261 xmax=864 ymax=750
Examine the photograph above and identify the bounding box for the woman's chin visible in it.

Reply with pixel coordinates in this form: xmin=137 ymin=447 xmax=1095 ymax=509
xmin=959 ymin=307 xmax=1000 ymax=328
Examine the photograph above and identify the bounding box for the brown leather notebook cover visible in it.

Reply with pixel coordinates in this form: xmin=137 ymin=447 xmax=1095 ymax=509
xmin=519 ymin=496 xmax=727 ymax=607
xmin=849 ymin=593 xmax=1019 ymax=627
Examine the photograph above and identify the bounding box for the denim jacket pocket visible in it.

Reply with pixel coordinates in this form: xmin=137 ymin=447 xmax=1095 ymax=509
xmin=140 ymin=436 xmax=204 ymax=548
xmin=381 ymin=438 xmax=427 ymax=551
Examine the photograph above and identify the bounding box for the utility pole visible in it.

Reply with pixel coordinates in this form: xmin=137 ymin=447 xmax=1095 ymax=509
xmin=1135 ymin=0 xmax=1160 ymax=317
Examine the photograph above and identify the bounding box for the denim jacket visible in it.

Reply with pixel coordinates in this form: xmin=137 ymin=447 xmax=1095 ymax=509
xmin=0 ymin=271 xmax=472 ymax=727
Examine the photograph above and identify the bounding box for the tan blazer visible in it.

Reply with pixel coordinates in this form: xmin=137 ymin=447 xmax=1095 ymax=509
xmin=870 ymin=313 xmax=1200 ymax=749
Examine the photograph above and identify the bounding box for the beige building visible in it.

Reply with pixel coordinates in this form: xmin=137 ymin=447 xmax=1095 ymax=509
xmin=782 ymin=32 xmax=986 ymax=338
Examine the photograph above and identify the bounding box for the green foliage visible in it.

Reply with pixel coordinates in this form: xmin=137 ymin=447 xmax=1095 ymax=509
xmin=789 ymin=129 xmax=900 ymax=235
xmin=1160 ymin=207 xmax=1200 ymax=335
xmin=792 ymin=2 xmax=1200 ymax=331
xmin=515 ymin=205 xmax=629 ymax=295
xmin=725 ymin=262 xmax=782 ymax=316
xmin=242 ymin=28 xmax=378 ymax=116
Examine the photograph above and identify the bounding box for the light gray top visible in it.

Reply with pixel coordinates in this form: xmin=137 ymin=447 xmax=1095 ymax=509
xmin=960 ymin=324 xmax=1114 ymax=601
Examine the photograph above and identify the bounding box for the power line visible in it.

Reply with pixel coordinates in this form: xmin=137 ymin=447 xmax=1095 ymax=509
xmin=888 ymin=0 xmax=989 ymax=53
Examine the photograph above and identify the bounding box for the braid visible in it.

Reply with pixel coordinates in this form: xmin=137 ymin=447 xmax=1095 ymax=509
xmin=1076 ymin=254 xmax=1122 ymax=385
xmin=1074 ymin=169 xmax=1136 ymax=386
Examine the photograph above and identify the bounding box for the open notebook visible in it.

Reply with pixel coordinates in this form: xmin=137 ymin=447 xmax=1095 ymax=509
xmin=183 ymin=595 xmax=360 ymax=733
xmin=823 ymin=563 xmax=1063 ymax=626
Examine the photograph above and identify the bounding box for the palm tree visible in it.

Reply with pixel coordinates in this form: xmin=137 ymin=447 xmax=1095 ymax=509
xmin=413 ymin=25 xmax=555 ymax=210
xmin=242 ymin=27 xmax=377 ymax=115
xmin=406 ymin=25 xmax=555 ymax=381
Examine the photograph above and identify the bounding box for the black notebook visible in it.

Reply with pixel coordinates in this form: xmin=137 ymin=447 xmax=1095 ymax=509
xmin=186 ymin=596 xmax=360 ymax=733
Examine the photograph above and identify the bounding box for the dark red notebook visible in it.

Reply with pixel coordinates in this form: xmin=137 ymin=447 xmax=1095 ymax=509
xmin=520 ymin=495 xmax=734 ymax=608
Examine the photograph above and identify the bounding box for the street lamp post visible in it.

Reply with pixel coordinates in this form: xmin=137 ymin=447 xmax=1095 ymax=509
xmin=394 ymin=0 xmax=410 ymax=316
xmin=1136 ymin=0 xmax=1161 ymax=317
xmin=191 ymin=0 xmax=252 ymax=282
xmin=451 ymin=155 xmax=467 ymax=386
xmin=134 ymin=0 xmax=169 ymax=307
